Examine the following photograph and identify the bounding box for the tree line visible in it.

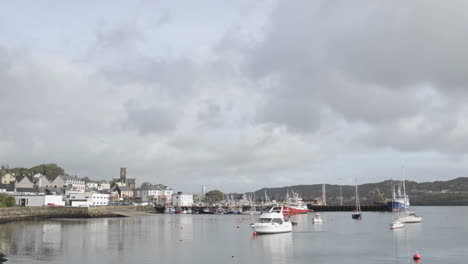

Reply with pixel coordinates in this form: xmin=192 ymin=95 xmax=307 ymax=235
xmin=1 ymin=163 xmax=65 ymax=178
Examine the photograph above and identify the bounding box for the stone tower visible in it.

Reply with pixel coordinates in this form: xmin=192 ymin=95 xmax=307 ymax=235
xmin=120 ymin=168 xmax=127 ymax=184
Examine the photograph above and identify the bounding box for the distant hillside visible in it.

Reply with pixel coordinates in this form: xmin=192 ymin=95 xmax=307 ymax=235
xmin=248 ymin=177 xmax=468 ymax=206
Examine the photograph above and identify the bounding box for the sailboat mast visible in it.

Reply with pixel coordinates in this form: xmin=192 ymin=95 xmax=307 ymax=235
xmin=339 ymin=185 xmax=343 ymax=206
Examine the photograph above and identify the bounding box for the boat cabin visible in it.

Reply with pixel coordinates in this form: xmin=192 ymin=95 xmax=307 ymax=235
xmin=269 ymin=206 xmax=283 ymax=213
xmin=258 ymin=217 xmax=284 ymax=224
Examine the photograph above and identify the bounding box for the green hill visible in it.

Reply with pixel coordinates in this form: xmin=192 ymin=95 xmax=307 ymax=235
xmin=250 ymin=177 xmax=468 ymax=206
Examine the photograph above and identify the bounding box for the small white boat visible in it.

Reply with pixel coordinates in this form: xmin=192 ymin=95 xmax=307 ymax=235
xmin=390 ymin=219 xmax=405 ymax=229
xmin=251 ymin=206 xmax=293 ymax=234
xmin=398 ymin=212 xmax=422 ymax=223
xmin=312 ymin=213 xmax=323 ymax=224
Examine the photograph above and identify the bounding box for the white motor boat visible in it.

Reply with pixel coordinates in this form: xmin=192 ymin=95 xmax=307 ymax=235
xmin=251 ymin=207 xmax=293 ymax=234
xmin=389 ymin=219 xmax=405 ymax=229
xmin=398 ymin=212 xmax=422 ymax=223
xmin=312 ymin=213 xmax=323 ymax=224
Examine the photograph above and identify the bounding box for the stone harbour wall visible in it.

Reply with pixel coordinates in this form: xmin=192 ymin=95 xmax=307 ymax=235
xmin=0 ymin=206 xmax=127 ymax=224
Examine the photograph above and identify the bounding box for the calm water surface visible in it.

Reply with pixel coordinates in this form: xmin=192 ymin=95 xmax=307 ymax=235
xmin=0 ymin=206 xmax=467 ymax=264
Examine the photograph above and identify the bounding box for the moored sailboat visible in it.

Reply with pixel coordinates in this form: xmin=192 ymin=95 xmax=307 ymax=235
xmin=352 ymin=184 xmax=362 ymax=219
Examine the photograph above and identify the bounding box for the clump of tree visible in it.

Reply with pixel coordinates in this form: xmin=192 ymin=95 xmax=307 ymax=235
xmin=0 ymin=194 xmax=15 ymax=207
xmin=1 ymin=163 xmax=65 ymax=177
xmin=204 ymin=190 xmax=224 ymax=203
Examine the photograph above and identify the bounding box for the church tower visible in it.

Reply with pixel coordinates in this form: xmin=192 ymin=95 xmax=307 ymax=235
xmin=120 ymin=168 xmax=127 ymax=184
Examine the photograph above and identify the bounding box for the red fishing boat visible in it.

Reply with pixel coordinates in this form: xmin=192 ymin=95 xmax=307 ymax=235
xmin=282 ymin=190 xmax=309 ymax=215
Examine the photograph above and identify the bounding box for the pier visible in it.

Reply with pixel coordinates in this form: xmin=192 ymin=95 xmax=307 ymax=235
xmin=308 ymin=204 xmax=388 ymax=212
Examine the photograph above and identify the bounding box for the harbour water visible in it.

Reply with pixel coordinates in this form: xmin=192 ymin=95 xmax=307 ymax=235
xmin=0 ymin=206 xmax=467 ymax=264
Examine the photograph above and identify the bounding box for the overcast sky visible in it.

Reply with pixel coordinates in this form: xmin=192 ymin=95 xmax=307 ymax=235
xmin=1 ymin=0 xmax=468 ymax=193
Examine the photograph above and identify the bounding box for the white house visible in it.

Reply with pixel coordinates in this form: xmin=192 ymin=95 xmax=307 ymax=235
xmin=64 ymin=192 xmax=92 ymax=207
xmin=98 ymin=181 xmax=111 ymax=190
xmin=1 ymin=173 xmax=15 ymax=184
xmin=136 ymin=184 xmax=161 ymax=203
xmin=171 ymin=192 xmax=194 ymax=207
xmin=91 ymin=193 xmax=109 ymax=206
xmin=14 ymin=194 xmax=65 ymax=207
xmin=49 ymin=175 xmax=85 ymax=192
xmin=135 ymin=184 xmax=173 ymax=204
xmin=86 ymin=181 xmax=99 ymax=189
xmin=64 ymin=191 xmax=109 ymax=207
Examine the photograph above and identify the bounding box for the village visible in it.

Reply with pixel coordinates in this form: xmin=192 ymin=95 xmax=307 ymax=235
xmin=0 ymin=168 xmax=196 ymax=209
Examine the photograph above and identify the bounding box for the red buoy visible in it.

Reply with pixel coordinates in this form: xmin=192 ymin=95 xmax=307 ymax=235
xmin=252 ymin=231 xmax=257 ymax=236
xmin=413 ymin=252 xmax=421 ymax=260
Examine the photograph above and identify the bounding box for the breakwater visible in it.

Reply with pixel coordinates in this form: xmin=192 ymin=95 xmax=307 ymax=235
xmin=308 ymin=204 xmax=388 ymax=212
xmin=0 ymin=206 xmax=151 ymax=224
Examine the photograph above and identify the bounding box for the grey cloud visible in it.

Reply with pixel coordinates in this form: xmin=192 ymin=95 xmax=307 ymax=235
xmin=124 ymin=103 xmax=177 ymax=135
xmin=4 ymin=0 xmax=468 ymax=193
xmin=197 ymin=100 xmax=222 ymax=127
xmin=222 ymin=0 xmax=468 ymax=154
xmin=95 ymin=23 xmax=144 ymax=52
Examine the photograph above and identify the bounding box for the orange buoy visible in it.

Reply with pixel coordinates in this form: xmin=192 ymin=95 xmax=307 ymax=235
xmin=413 ymin=252 xmax=421 ymax=260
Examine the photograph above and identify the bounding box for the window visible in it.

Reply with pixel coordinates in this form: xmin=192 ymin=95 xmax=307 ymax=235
xmin=272 ymin=218 xmax=283 ymax=224
xmin=259 ymin=218 xmax=271 ymax=223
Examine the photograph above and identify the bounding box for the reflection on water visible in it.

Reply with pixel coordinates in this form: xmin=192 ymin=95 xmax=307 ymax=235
xmin=0 ymin=207 xmax=467 ymax=264
xmin=255 ymin=233 xmax=293 ymax=263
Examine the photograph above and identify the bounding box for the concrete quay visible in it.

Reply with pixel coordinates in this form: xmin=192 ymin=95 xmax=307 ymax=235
xmin=0 ymin=206 xmax=154 ymax=224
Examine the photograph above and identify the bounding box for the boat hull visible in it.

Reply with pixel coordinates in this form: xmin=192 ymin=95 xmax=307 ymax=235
xmin=352 ymin=213 xmax=361 ymax=219
xmin=398 ymin=216 xmax=422 ymax=223
xmin=390 ymin=221 xmax=405 ymax=229
xmin=252 ymin=223 xmax=293 ymax=234
xmin=282 ymin=206 xmax=309 ymax=215
xmin=386 ymin=200 xmax=409 ymax=212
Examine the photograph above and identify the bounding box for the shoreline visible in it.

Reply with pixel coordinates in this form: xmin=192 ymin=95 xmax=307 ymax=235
xmin=0 ymin=206 xmax=153 ymax=224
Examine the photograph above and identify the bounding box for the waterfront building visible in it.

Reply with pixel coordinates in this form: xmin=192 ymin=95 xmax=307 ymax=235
xmin=63 ymin=176 xmax=86 ymax=192
xmin=0 ymin=184 xmax=14 ymax=193
xmin=115 ymin=185 xmax=134 ymax=199
xmin=135 ymin=184 xmax=173 ymax=204
xmin=172 ymin=192 xmax=194 ymax=207
xmin=15 ymin=175 xmax=34 ymax=189
xmin=91 ymin=193 xmax=110 ymax=206
xmin=64 ymin=191 xmax=92 ymax=207
xmin=36 ymin=175 xmax=52 ymax=188
xmin=86 ymin=181 xmax=99 ymax=189
xmin=13 ymin=194 xmax=65 ymax=207
xmin=48 ymin=175 xmax=85 ymax=192
xmin=98 ymin=181 xmax=111 ymax=190
xmin=162 ymin=185 xmax=173 ymax=202
xmin=1 ymin=173 xmax=15 ymax=184
xmin=15 ymin=187 xmax=42 ymax=194
xmin=64 ymin=191 xmax=110 ymax=207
